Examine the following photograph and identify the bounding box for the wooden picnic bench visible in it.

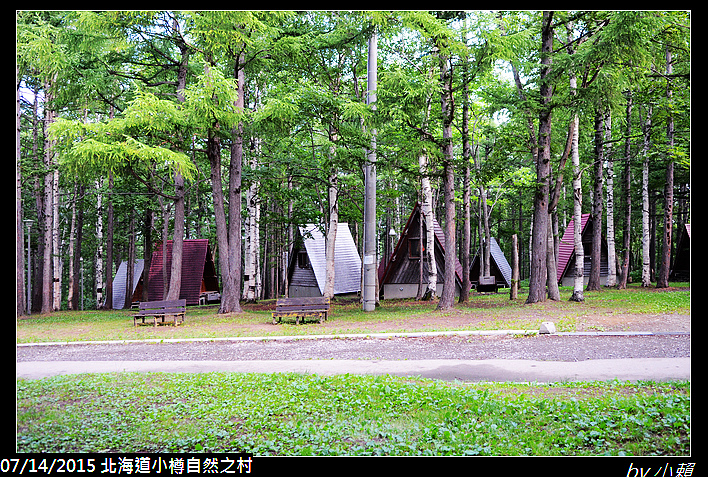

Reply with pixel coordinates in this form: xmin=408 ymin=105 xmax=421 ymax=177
xmin=272 ymin=296 xmax=330 ymax=325
xmin=133 ymin=299 xmax=187 ymax=327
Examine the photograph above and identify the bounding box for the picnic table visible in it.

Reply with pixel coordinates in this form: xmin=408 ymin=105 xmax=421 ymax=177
xmin=272 ymin=296 xmax=330 ymax=325
xmin=133 ymin=299 xmax=186 ymax=327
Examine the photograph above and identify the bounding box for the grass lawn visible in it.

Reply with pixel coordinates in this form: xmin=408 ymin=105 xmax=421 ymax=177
xmin=16 ymin=284 xmax=691 ymax=456
xmin=16 ymin=284 xmax=691 ymax=344
xmin=16 ymin=373 xmax=690 ymax=456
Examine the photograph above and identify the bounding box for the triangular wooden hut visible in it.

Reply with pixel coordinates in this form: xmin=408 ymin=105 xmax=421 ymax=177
xmin=670 ymin=223 xmax=690 ymax=282
xmin=469 ymin=237 xmax=512 ymax=289
xmin=287 ymin=223 xmax=362 ymax=298
xmin=556 ymin=213 xmax=609 ymax=286
xmin=147 ymin=239 xmax=220 ymax=305
xmin=378 ymin=202 xmax=462 ymax=299
xmin=110 ymin=259 xmax=144 ymax=309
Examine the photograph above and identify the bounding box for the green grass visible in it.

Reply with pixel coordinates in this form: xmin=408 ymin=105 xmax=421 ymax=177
xmin=16 ymin=285 xmax=691 ymax=456
xmin=16 ymin=373 xmax=690 ymax=456
xmin=16 ymin=284 xmax=691 ymax=344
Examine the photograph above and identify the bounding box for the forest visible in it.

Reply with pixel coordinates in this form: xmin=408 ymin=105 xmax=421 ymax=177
xmin=16 ymin=11 xmax=690 ymax=317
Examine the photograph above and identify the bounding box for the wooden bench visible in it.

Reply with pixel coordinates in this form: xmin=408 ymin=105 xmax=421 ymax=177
xmin=133 ymin=299 xmax=186 ymax=327
xmin=272 ymin=296 xmax=330 ymax=325
xmin=476 ymin=276 xmax=498 ymax=293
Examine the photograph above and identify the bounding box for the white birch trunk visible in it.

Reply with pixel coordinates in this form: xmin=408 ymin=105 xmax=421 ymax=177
xmin=244 ymin=153 xmax=261 ymax=302
xmin=95 ymin=179 xmax=104 ymax=308
xmin=67 ymin=185 xmax=77 ymax=309
xmin=641 ymin=106 xmax=653 ymax=287
xmin=565 ymin=25 xmax=585 ymax=301
xmin=52 ymin=167 xmax=61 ymax=310
xmin=41 ymin=77 xmax=57 ymax=314
xmin=604 ymin=113 xmax=617 ymax=287
xmin=419 ymin=153 xmax=436 ymax=299
xmin=570 ymin=111 xmax=585 ymax=301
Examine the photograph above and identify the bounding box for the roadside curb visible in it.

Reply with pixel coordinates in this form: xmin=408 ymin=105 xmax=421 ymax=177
xmin=16 ymin=329 xmax=690 ymax=347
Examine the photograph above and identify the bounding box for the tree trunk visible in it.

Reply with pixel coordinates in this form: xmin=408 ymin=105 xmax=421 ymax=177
xmin=324 ymin=117 xmax=340 ymax=301
xmin=510 ymin=234 xmax=519 ymax=300
xmin=159 ymin=197 xmax=171 ymax=299
xmin=419 ymin=153 xmax=437 ymax=300
xmin=641 ymin=105 xmax=653 ymax=287
xmin=165 ymin=32 xmax=189 ymax=302
xmin=208 ymin=133 xmax=236 ymax=314
xmin=17 ymin=64 xmax=26 ymax=317
xmin=71 ymin=186 xmax=85 ymax=311
xmin=41 ymin=79 xmax=57 ymax=314
xmin=459 ymin=57 xmax=472 ymax=304
xmin=165 ymin=170 xmax=185 ymax=301
xmin=224 ymin=58 xmax=246 ymax=314
xmin=416 ymin=193 xmax=425 ymax=301
xmin=617 ymin=92 xmax=633 ymax=289
xmin=103 ymin=172 xmax=114 ymax=310
xmin=460 ymin=160 xmax=471 ymax=303
xmin=67 ymin=185 xmax=77 ymax=310
xmin=657 ymin=46 xmax=674 ymax=289
xmin=244 ymin=150 xmax=261 ymax=303
xmin=95 ymin=179 xmax=104 ymax=308
xmin=52 ymin=158 xmax=61 ymax=311
xmin=437 ymin=45 xmax=456 ymax=311
xmin=439 ymin=159 xmax=456 ymax=310
xmin=587 ymin=108 xmax=605 ymax=291
xmin=324 ymin=166 xmax=338 ymax=300
xmin=604 ymin=112 xmax=617 ymax=287
xmin=526 ymin=11 xmax=554 ymax=304
xmin=546 ymin=211 xmax=560 ymax=300
xmin=569 ymin=111 xmax=585 ymax=301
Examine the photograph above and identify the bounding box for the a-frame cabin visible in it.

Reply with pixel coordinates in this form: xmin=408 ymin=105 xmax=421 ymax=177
xmin=110 ymin=259 xmax=144 ymax=309
xmin=287 ymin=223 xmax=362 ymax=298
xmin=469 ymin=237 xmax=512 ymax=289
xmin=670 ymin=223 xmax=690 ymax=282
xmin=378 ymin=202 xmax=462 ymax=299
xmin=147 ymin=239 xmax=220 ymax=305
xmin=556 ymin=213 xmax=610 ymax=286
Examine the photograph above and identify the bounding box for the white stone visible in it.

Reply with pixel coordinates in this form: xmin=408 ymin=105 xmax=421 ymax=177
xmin=539 ymin=322 xmax=556 ymax=334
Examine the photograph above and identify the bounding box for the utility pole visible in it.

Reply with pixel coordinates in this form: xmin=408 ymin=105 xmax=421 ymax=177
xmin=363 ymin=27 xmax=377 ymax=312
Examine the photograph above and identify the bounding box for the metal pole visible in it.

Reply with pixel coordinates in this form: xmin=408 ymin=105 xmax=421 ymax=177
xmin=363 ymin=28 xmax=377 ymax=312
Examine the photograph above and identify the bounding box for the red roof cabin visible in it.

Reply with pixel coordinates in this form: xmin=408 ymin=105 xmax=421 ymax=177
xmin=147 ymin=239 xmax=220 ymax=305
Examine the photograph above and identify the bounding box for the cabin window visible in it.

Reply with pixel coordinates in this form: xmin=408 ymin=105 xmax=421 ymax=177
xmin=297 ymin=251 xmax=310 ymax=269
xmin=408 ymin=237 xmax=421 ymax=259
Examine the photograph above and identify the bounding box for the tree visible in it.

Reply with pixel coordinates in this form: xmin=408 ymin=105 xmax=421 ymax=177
xmin=431 ymin=11 xmax=462 ymax=311
xmin=17 ymin=63 xmax=25 ymax=316
xmin=19 ymin=10 xmax=690 ymax=316
xmin=526 ymin=11 xmax=554 ymax=304
xmin=18 ymin=13 xmax=62 ymax=314
xmin=186 ymin=11 xmax=291 ymax=312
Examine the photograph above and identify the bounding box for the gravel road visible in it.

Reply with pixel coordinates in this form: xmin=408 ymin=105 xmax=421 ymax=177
xmin=16 ymin=332 xmax=691 ymax=363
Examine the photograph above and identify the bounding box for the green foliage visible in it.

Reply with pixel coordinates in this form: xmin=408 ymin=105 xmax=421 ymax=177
xmin=17 ymin=373 xmax=690 ymax=455
xmin=49 ymin=90 xmax=196 ymax=182
xmin=18 ymin=10 xmax=691 ymax=314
